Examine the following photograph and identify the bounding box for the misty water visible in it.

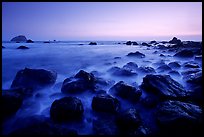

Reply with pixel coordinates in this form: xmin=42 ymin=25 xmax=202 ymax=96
xmin=2 ymin=41 xmax=202 ymax=135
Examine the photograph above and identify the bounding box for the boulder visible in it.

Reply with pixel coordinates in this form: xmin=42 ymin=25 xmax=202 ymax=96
xmin=2 ymin=45 xmax=5 ymax=48
xmin=168 ymin=61 xmax=181 ymax=69
xmin=141 ymin=42 xmax=150 ymax=47
xmin=138 ymin=66 xmax=156 ymax=74
xmin=43 ymin=41 xmax=50 ymax=43
xmin=183 ymin=62 xmax=199 ymax=68
xmin=181 ymin=68 xmax=201 ymax=76
xmin=122 ymin=62 xmax=138 ymax=71
xmin=11 ymin=35 xmax=27 ymax=42
xmin=89 ymin=42 xmax=97 ymax=45
xmin=149 ymin=40 xmax=157 ymax=44
xmin=169 ymin=37 xmax=182 ymax=44
xmin=157 ymin=44 xmax=166 ymax=49
xmin=50 ymin=97 xmax=84 ymax=122
xmin=132 ymin=41 xmax=138 ymax=45
xmin=26 ymin=39 xmax=34 ymax=43
xmin=17 ymin=46 xmax=29 ymax=49
xmin=116 ymin=108 xmax=141 ymax=131
xmin=141 ymin=74 xmax=187 ymax=100
xmin=159 ymin=54 xmax=165 ymax=57
xmin=174 ymin=49 xmax=194 ymax=58
xmin=1 ymin=90 xmax=23 ymax=120
xmin=11 ymin=68 xmax=57 ymax=91
xmin=126 ymin=41 xmax=132 ymax=45
xmin=92 ymin=93 xmax=120 ymax=113
xmin=61 ymin=70 xmax=96 ymax=93
xmin=156 ymin=64 xmax=172 ymax=72
xmin=168 ymin=70 xmax=180 ymax=76
xmin=109 ymin=81 xmax=141 ymax=102
xmin=156 ymin=100 xmax=203 ymax=136
xmin=108 ymin=66 xmax=137 ymax=77
xmin=127 ymin=51 xmax=145 ymax=58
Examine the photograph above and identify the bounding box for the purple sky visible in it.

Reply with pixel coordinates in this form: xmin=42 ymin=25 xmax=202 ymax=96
xmin=2 ymin=2 xmax=202 ymax=41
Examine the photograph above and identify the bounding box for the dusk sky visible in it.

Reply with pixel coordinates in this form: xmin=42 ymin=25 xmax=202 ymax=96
xmin=2 ymin=2 xmax=202 ymax=41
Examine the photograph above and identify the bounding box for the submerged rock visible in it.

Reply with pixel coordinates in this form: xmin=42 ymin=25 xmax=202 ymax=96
xmin=92 ymin=93 xmax=120 ymax=113
xmin=109 ymin=81 xmax=141 ymax=102
xmin=132 ymin=41 xmax=138 ymax=45
xmin=11 ymin=35 xmax=27 ymax=42
xmin=89 ymin=42 xmax=97 ymax=45
xmin=174 ymin=49 xmax=194 ymax=58
xmin=50 ymin=97 xmax=84 ymax=122
xmin=122 ymin=62 xmax=138 ymax=71
xmin=11 ymin=68 xmax=57 ymax=91
xmin=168 ymin=61 xmax=181 ymax=69
xmin=156 ymin=100 xmax=202 ymax=136
xmin=127 ymin=51 xmax=145 ymax=58
xmin=141 ymin=74 xmax=187 ymax=100
xmin=17 ymin=46 xmax=29 ymax=49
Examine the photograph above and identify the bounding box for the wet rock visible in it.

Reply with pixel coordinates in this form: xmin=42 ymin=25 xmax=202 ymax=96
xmin=153 ymin=51 xmax=158 ymax=54
xmin=195 ymin=55 xmax=202 ymax=61
xmin=141 ymin=74 xmax=187 ymax=100
xmin=168 ymin=61 xmax=181 ymax=69
xmin=17 ymin=45 xmax=29 ymax=49
xmin=1 ymin=90 xmax=23 ymax=120
xmin=156 ymin=100 xmax=202 ymax=136
xmin=159 ymin=54 xmax=165 ymax=57
xmin=109 ymin=81 xmax=142 ymax=102
xmin=10 ymin=115 xmax=78 ymax=135
xmin=61 ymin=70 xmax=96 ymax=93
xmin=122 ymin=62 xmax=138 ymax=71
xmin=11 ymin=35 xmax=27 ymax=42
xmin=181 ymin=68 xmax=201 ymax=76
xmin=114 ymin=57 xmax=121 ymax=59
xmin=50 ymin=97 xmax=84 ymax=122
xmin=157 ymin=44 xmax=166 ymax=49
xmin=26 ymin=39 xmax=34 ymax=43
xmin=141 ymin=42 xmax=150 ymax=47
xmin=127 ymin=51 xmax=145 ymax=58
xmin=183 ymin=41 xmax=202 ymax=48
xmin=149 ymin=40 xmax=157 ymax=44
xmin=141 ymin=95 xmax=160 ymax=108
xmin=116 ymin=108 xmax=141 ymax=132
xmin=92 ymin=93 xmax=120 ymax=113
xmin=138 ymin=66 xmax=156 ymax=74
xmin=43 ymin=41 xmax=50 ymax=43
xmin=132 ymin=41 xmax=138 ymax=45
xmin=11 ymin=68 xmax=57 ymax=91
xmin=156 ymin=64 xmax=172 ymax=72
xmin=2 ymin=45 xmax=5 ymax=48
xmin=185 ymin=71 xmax=202 ymax=85
xmin=89 ymin=42 xmax=97 ymax=45
xmin=126 ymin=41 xmax=132 ymax=45
xmin=174 ymin=49 xmax=194 ymax=58
xmin=108 ymin=66 xmax=137 ymax=77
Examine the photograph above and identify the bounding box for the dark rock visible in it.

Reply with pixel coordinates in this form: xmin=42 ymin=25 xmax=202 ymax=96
xmin=181 ymin=68 xmax=201 ymax=76
xmin=185 ymin=71 xmax=202 ymax=85
xmin=141 ymin=95 xmax=160 ymax=108
xmin=138 ymin=66 xmax=156 ymax=74
xmin=126 ymin=41 xmax=132 ymax=45
xmin=149 ymin=40 xmax=157 ymax=44
xmin=127 ymin=51 xmax=145 ymax=58
xmin=122 ymin=62 xmax=138 ymax=71
xmin=2 ymin=45 xmax=5 ymax=48
xmin=116 ymin=108 xmax=141 ymax=131
xmin=43 ymin=41 xmax=50 ymax=43
xmin=141 ymin=74 xmax=187 ymax=100
xmin=141 ymin=42 xmax=150 ymax=47
xmin=156 ymin=100 xmax=202 ymax=136
xmin=159 ymin=54 xmax=165 ymax=57
xmin=108 ymin=66 xmax=137 ymax=77
xmin=11 ymin=68 xmax=57 ymax=91
xmin=50 ymin=97 xmax=84 ymax=122
xmin=114 ymin=57 xmax=121 ymax=59
xmin=89 ymin=42 xmax=97 ymax=45
xmin=183 ymin=62 xmax=199 ymax=68
xmin=169 ymin=37 xmax=182 ymax=44
xmin=109 ymin=81 xmax=142 ymax=102
xmin=132 ymin=41 xmax=138 ymax=45
xmin=17 ymin=45 xmax=29 ymax=49
xmin=74 ymin=70 xmax=95 ymax=83
xmin=11 ymin=35 xmax=27 ymax=42
xmin=174 ymin=49 xmax=194 ymax=58
xmin=92 ymin=93 xmax=120 ymax=113
xmin=26 ymin=39 xmax=34 ymax=43
xmin=161 ymin=41 xmax=168 ymax=44
xmin=157 ymin=44 xmax=166 ymax=49
xmin=168 ymin=61 xmax=181 ymax=69
xmin=1 ymin=90 xmax=23 ymax=120
xmin=168 ymin=70 xmax=180 ymax=76
xmin=156 ymin=64 xmax=172 ymax=72
xmin=195 ymin=55 xmax=202 ymax=61
xmin=10 ymin=115 xmax=78 ymax=135
xmin=153 ymin=51 xmax=158 ymax=54
xmin=183 ymin=41 xmax=202 ymax=48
